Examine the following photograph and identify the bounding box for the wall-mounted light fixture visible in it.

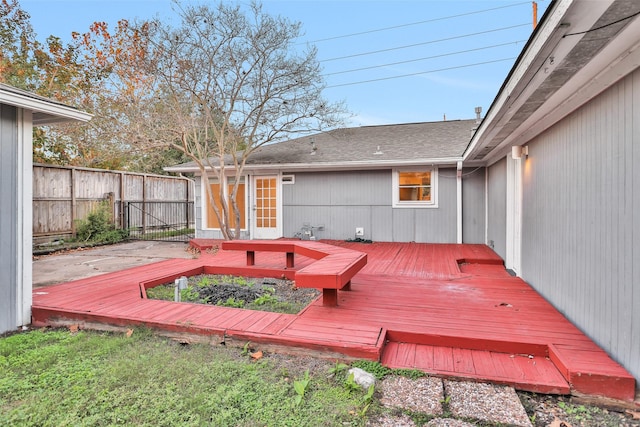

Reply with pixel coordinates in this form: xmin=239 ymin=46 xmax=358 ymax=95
xmin=511 ymin=145 xmax=529 ymax=159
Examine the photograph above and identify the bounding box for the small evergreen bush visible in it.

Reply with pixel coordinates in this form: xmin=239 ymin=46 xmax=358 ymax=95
xmin=75 ymin=202 xmax=129 ymax=244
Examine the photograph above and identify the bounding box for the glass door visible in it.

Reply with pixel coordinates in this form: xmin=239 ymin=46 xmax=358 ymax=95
xmin=252 ymin=176 xmax=280 ymax=239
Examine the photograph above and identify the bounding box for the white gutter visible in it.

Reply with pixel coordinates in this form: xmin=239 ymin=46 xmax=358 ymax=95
xmin=484 ymin=167 xmax=489 ymax=246
xmin=165 ymin=156 xmax=465 ymax=174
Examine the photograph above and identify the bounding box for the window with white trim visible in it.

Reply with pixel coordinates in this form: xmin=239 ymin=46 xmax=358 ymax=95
xmin=392 ymin=168 xmax=438 ymax=208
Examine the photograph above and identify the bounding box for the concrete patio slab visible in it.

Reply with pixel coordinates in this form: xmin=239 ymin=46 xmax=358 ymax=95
xmin=33 ymin=241 xmax=194 ymax=287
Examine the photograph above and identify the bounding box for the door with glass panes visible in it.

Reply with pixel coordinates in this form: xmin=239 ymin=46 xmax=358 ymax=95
xmin=252 ymin=176 xmax=280 ymax=239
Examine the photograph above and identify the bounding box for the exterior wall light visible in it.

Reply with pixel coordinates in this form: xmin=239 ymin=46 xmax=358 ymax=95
xmin=511 ymin=145 xmax=529 ymax=159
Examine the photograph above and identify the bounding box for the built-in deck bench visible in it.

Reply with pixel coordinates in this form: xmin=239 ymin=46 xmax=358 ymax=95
xmin=221 ymin=240 xmax=367 ymax=306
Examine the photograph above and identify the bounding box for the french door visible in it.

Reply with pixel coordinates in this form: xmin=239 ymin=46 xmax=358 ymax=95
xmin=252 ymin=175 xmax=280 ymax=239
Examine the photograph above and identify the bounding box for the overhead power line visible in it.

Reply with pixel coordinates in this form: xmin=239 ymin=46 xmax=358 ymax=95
xmin=325 ymin=57 xmax=516 ymax=89
xmin=305 ymin=1 xmax=531 ymax=44
xmin=563 ymin=9 xmax=640 ymax=38
xmin=323 ymin=40 xmax=527 ymax=76
xmin=320 ymin=23 xmax=530 ymax=62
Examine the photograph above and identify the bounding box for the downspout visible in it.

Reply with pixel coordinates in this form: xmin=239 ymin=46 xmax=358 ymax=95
xmin=484 ymin=167 xmax=489 ymax=246
xmin=178 ymin=173 xmax=196 ymax=238
xmin=456 ymin=161 xmax=463 ymax=244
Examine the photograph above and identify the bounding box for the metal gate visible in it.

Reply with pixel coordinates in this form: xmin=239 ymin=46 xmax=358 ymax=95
xmin=124 ymin=201 xmax=195 ymax=242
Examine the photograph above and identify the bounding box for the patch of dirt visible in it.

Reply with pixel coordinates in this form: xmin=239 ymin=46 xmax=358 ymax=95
xmin=196 ymin=276 xmax=319 ymax=308
xmin=518 ymin=392 xmax=640 ymax=427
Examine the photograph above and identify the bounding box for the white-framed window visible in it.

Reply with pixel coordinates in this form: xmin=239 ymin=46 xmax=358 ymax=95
xmin=392 ymin=168 xmax=438 ymax=208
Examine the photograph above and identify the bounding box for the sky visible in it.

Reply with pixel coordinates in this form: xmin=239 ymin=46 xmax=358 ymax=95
xmin=20 ymin=0 xmax=550 ymax=127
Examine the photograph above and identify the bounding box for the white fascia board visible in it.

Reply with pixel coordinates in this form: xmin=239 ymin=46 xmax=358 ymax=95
xmin=165 ymin=157 xmax=464 ymax=174
xmin=484 ymin=16 xmax=640 ymax=165
xmin=464 ymin=0 xmax=599 ymax=161
xmin=0 ymin=90 xmax=92 ymax=124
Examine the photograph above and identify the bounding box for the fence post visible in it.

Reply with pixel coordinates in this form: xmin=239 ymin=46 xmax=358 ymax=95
xmin=119 ymin=171 xmax=125 ymax=230
xmin=142 ymin=175 xmax=147 ymax=236
xmin=106 ymin=192 xmax=115 ymax=224
xmin=185 ymin=178 xmax=190 ymax=230
xmin=70 ymin=168 xmax=76 ymax=238
xmin=123 ymin=202 xmax=129 ymax=233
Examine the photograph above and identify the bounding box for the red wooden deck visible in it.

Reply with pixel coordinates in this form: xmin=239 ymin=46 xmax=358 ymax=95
xmin=31 ymin=240 xmax=636 ymax=401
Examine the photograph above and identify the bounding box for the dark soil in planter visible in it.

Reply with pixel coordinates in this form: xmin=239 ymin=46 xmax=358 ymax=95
xmin=146 ymin=275 xmax=321 ymax=314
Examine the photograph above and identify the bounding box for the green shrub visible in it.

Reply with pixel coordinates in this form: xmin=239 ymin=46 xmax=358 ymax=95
xmin=75 ymin=202 xmax=128 ymax=244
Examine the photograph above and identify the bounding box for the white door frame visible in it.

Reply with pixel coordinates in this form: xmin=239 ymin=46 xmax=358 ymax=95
xmin=505 ymin=155 xmax=523 ymax=274
xmin=251 ymin=174 xmax=282 ymax=240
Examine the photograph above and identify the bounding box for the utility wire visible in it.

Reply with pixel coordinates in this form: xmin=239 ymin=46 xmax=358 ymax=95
xmin=320 ymin=23 xmax=530 ymax=62
xmin=304 ymin=1 xmax=531 ymax=44
xmin=326 ymin=57 xmax=516 ymax=88
xmin=563 ymin=10 xmax=640 ymax=38
xmin=324 ymin=40 xmax=527 ymax=77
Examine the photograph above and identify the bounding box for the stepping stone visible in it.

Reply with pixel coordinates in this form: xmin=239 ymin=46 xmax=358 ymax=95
xmin=426 ymin=419 xmax=476 ymax=427
xmin=444 ymin=380 xmax=532 ymax=427
xmin=378 ymin=376 xmax=443 ymax=415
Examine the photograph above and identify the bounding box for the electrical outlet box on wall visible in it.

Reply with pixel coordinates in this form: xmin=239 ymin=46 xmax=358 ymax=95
xmin=355 ymin=227 xmax=364 ymax=237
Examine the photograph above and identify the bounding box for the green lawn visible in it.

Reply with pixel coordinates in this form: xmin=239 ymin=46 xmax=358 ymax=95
xmin=0 ymin=328 xmax=371 ymax=426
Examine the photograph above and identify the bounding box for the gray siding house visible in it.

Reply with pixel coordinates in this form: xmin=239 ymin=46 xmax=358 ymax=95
xmin=0 ymin=84 xmax=90 ymax=334
xmin=465 ymin=0 xmax=640 ymax=383
xmin=167 ymin=0 xmax=639 ymax=384
xmin=167 ymin=119 xmax=486 ymax=243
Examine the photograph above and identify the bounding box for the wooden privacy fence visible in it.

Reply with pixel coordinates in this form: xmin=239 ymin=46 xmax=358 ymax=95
xmin=33 ymin=164 xmax=195 ymax=245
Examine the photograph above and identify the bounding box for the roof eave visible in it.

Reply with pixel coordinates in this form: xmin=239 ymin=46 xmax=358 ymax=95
xmin=464 ymin=0 xmax=640 ymax=164
xmin=0 ymin=86 xmax=92 ymax=124
xmin=463 ymin=0 xmax=575 ymax=162
xmin=164 ymin=157 xmax=464 ymax=174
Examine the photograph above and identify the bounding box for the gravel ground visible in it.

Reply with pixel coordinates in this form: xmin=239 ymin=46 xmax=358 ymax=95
xmin=370 ymin=376 xmax=532 ymax=427
xmin=367 ymin=413 xmax=418 ymax=427
xmin=426 ymin=420 xmax=476 ymax=427
xmin=519 ymin=392 xmax=640 ymax=427
xmin=379 ymin=376 xmax=444 ymax=415
xmin=364 ymin=374 xmax=639 ymax=427
xmin=445 ymin=380 xmax=531 ymax=427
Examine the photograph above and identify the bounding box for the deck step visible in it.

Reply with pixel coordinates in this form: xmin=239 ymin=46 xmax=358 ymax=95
xmin=227 ymin=319 xmax=385 ymax=361
xmin=381 ymin=341 xmax=570 ymax=395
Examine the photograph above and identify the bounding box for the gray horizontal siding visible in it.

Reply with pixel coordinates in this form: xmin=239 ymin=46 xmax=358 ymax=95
xmin=487 ymin=158 xmax=507 ymax=259
xmin=520 ymin=68 xmax=640 ymax=381
xmin=0 ymin=104 xmax=18 ymax=333
xmin=462 ymin=167 xmax=486 ymax=244
xmin=283 ymin=170 xmax=387 ymax=241
xmin=283 ymin=169 xmax=457 ymax=242
xmin=195 ymin=168 xmax=461 ymax=242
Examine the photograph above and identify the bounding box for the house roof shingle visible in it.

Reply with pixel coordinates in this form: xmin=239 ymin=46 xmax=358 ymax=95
xmin=167 ymin=119 xmax=477 ymax=172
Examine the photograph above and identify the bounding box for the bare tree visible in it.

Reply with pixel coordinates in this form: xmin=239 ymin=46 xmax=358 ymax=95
xmin=145 ymin=1 xmax=346 ymax=239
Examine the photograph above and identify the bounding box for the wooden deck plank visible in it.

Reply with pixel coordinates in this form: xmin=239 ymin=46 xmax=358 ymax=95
xmin=433 ymin=346 xmax=455 ymax=372
xmin=394 ymin=342 xmax=416 ymax=368
xmin=453 ymin=348 xmax=476 ymax=375
xmin=383 ymin=342 xmax=570 ymax=395
xmin=413 ymin=342 xmax=434 ymax=368
xmin=244 ymin=313 xmax=297 ymax=335
xmin=228 ymin=311 xmax=281 ymax=332
xmin=279 ymin=323 xmax=382 ymax=344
